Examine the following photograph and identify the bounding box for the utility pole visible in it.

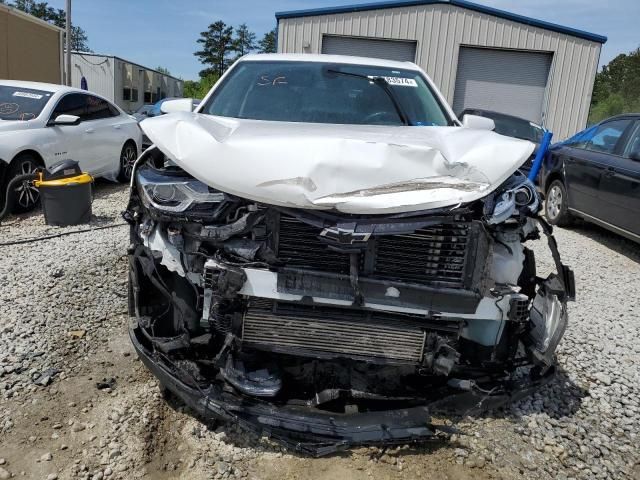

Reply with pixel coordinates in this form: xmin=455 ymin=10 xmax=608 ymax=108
xmin=65 ymin=0 xmax=71 ymax=86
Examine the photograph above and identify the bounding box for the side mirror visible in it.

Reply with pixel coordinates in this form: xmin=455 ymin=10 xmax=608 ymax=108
xmin=160 ymin=98 xmax=194 ymax=114
xmin=462 ymin=114 xmax=495 ymax=131
xmin=49 ymin=114 xmax=81 ymax=126
xmin=629 ymin=151 xmax=640 ymax=161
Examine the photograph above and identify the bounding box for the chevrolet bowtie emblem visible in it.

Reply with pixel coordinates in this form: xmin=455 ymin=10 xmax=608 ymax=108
xmin=320 ymin=226 xmax=371 ymax=245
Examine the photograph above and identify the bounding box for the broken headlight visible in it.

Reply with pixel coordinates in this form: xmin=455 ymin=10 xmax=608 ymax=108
xmin=136 ymin=165 xmax=225 ymax=213
xmin=528 ymin=281 xmax=568 ymax=369
xmin=488 ymin=174 xmax=540 ymax=224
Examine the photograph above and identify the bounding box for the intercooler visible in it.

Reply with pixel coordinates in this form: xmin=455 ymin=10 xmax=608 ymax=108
xmin=241 ymin=298 xmax=461 ymax=363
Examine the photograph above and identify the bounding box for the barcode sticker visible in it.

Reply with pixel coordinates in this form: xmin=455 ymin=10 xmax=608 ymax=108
xmin=13 ymin=91 xmax=44 ymax=99
xmin=369 ymin=76 xmax=418 ymax=87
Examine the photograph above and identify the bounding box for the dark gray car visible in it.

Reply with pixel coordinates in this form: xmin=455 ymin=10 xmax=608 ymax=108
xmin=541 ymin=113 xmax=640 ymax=242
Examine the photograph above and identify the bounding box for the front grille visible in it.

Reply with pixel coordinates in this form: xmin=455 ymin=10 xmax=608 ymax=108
xmin=276 ymin=215 xmax=474 ymax=288
xmin=373 ymin=225 xmax=469 ymax=288
xmin=242 ymin=299 xmax=460 ymax=363
xmin=277 ymin=215 xmax=350 ymax=274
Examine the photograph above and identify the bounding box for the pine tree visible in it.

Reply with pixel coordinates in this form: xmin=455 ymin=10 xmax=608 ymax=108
xmin=233 ymin=23 xmax=257 ymax=58
xmin=194 ymin=21 xmax=235 ymax=78
xmin=259 ymin=28 xmax=277 ymax=54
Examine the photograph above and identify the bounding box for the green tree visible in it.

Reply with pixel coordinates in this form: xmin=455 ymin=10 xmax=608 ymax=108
xmin=233 ymin=23 xmax=257 ymax=58
xmin=184 ymin=72 xmax=220 ymax=100
xmin=195 ymin=20 xmax=234 ymax=78
xmin=259 ymin=28 xmax=277 ymax=54
xmin=8 ymin=0 xmax=91 ymax=51
xmin=589 ymin=47 xmax=640 ymax=124
xmin=156 ymin=66 xmax=172 ymax=76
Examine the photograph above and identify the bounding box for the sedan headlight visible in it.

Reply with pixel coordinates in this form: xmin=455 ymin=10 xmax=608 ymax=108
xmin=136 ymin=165 xmax=225 ymax=213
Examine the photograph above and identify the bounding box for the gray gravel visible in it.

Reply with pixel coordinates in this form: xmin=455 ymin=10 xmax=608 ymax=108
xmin=0 ymin=182 xmax=638 ymax=479
xmin=449 ymin=221 xmax=640 ymax=479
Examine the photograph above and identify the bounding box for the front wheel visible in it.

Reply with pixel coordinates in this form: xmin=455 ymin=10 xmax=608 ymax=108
xmin=117 ymin=142 xmax=138 ymax=183
xmin=545 ymin=179 xmax=572 ymax=226
xmin=7 ymin=154 xmax=41 ymax=214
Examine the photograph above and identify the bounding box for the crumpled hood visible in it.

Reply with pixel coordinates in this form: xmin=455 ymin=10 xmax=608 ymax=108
xmin=141 ymin=112 xmax=534 ymax=214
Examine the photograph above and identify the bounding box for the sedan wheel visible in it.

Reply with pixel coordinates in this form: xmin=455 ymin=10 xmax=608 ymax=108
xmin=118 ymin=143 xmax=138 ymax=182
xmin=546 ymin=185 xmax=562 ymax=220
xmin=545 ymin=179 xmax=572 ymax=226
xmin=9 ymin=157 xmax=40 ymax=213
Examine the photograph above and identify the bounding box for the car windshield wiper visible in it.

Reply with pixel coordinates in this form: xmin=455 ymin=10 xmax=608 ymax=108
xmin=326 ymin=68 xmax=412 ymax=126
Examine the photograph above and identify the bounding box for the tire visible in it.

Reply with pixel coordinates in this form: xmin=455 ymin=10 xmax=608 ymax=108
xmin=6 ymin=154 xmax=41 ymax=214
xmin=117 ymin=141 xmax=138 ymax=183
xmin=545 ymin=179 xmax=572 ymax=226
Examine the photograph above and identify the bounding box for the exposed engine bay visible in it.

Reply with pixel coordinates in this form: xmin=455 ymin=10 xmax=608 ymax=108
xmin=125 ymin=144 xmax=574 ymax=456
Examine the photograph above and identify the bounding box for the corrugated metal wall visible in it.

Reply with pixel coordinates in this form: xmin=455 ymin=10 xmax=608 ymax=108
xmin=277 ymin=3 xmax=601 ymax=139
xmin=0 ymin=6 xmax=62 ymax=84
xmin=71 ymin=54 xmax=115 ymax=102
xmin=71 ymin=55 xmax=184 ymax=112
xmin=116 ymin=59 xmax=145 ymax=112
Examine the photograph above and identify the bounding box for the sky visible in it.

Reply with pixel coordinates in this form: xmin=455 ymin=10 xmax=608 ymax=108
xmin=45 ymin=0 xmax=639 ymax=81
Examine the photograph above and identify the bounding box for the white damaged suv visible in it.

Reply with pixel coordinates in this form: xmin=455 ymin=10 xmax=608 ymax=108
xmin=125 ymin=54 xmax=575 ymax=455
xmin=0 ymin=80 xmax=141 ymax=212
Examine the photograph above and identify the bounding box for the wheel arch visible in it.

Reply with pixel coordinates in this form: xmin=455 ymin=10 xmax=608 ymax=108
xmin=123 ymin=138 xmax=138 ymax=152
xmin=11 ymin=149 xmax=45 ymax=168
xmin=544 ymin=171 xmax=565 ymax=196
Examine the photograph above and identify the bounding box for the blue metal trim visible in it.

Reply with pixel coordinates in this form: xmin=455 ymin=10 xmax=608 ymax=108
xmin=275 ymin=0 xmax=607 ymax=44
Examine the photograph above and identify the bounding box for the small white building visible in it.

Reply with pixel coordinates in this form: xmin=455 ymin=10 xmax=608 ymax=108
xmin=276 ymin=0 xmax=607 ymax=139
xmin=70 ymin=52 xmax=183 ymax=113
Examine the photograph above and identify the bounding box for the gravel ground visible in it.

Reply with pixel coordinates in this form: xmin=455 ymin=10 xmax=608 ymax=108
xmin=0 ymin=182 xmax=638 ymax=480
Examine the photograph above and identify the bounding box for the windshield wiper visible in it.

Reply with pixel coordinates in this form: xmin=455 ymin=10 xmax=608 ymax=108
xmin=326 ymin=69 xmax=411 ymax=126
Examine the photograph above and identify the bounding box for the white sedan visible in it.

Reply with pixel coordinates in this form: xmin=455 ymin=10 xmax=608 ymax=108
xmin=0 ymin=80 xmax=142 ymax=213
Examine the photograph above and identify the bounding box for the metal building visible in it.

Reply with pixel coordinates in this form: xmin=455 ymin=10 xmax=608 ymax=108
xmin=276 ymin=0 xmax=607 ymax=139
xmin=70 ymin=53 xmax=184 ymax=113
xmin=0 ymin=3 xmax=64 ymax=84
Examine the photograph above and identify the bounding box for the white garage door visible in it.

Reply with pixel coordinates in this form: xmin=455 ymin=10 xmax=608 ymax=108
xmin=321 ymin=35 xmax=417 ymax=62
xmin=452 ymin=47 xmax=552 ymax=123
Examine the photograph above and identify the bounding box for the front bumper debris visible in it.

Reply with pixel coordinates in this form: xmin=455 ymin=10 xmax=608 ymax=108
xmin=130 ymin=322 xmax=555 ymax=456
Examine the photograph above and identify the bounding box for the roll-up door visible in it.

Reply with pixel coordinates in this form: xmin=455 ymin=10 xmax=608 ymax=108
xmin=321 ymin=35 xmax=417 ymax=62
xmin=453 ymin=47 xmax=552 ymax=123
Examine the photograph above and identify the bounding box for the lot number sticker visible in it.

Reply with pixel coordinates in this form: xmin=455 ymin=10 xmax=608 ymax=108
xmin=369 ymin=76 xmax=418 ymax=87
xmin=13 ymin=91 xmax=44 ymax=99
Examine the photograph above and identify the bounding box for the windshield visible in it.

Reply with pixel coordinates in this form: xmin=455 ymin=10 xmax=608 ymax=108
xmin=0 ymin=86 xmax=53 ymax=121
xmin=474 ymin=111 xmax=544 ymax=143
xmin=202 ymin=61 xmax=451 ymax=126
